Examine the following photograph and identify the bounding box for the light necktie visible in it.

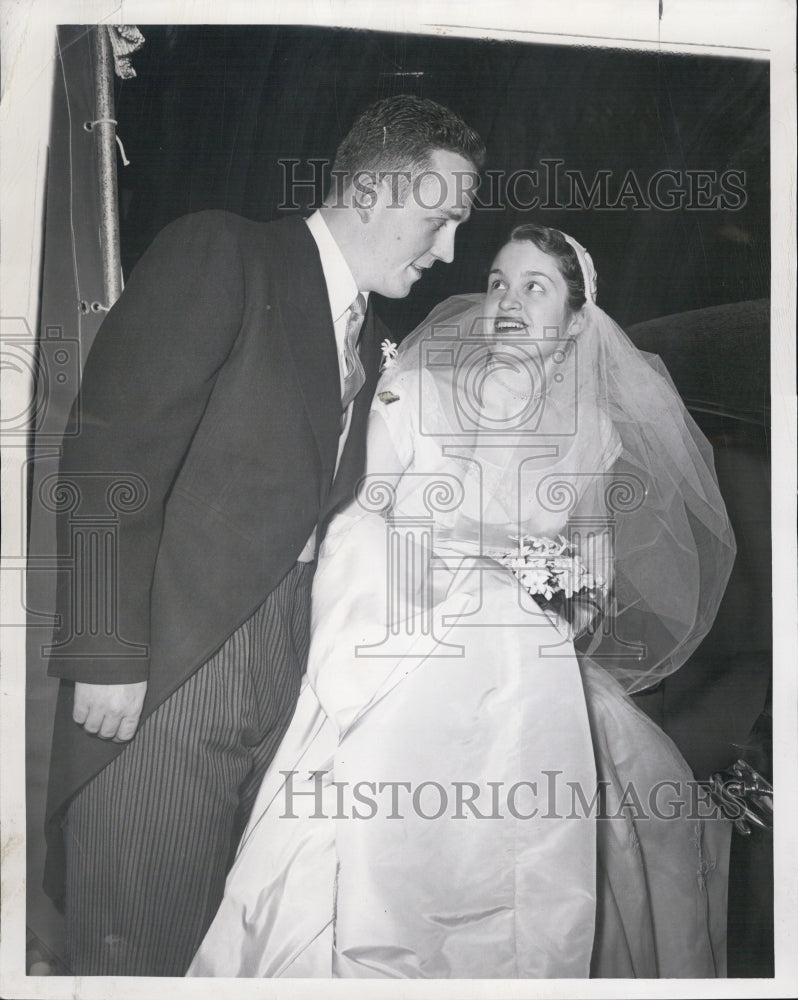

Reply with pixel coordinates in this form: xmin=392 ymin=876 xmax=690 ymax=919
xmin=341 ymin=292 xmax=367 ymax=412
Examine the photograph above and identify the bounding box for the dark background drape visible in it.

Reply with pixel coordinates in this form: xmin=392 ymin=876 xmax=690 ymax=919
xmin=112 ymin=25 xmax=769 ymax=334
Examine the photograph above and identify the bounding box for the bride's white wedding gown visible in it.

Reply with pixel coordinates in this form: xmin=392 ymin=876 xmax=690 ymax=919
xmin=188 ymin=357 xmax=730 ymax=979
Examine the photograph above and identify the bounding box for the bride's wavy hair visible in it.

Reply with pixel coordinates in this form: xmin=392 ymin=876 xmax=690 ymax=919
xmin=508 ymin=224 xmax=588 ymax=313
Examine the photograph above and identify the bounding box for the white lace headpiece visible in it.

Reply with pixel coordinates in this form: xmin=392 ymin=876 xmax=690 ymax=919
xmin=558 ymin=232 xmax=598 ymax=304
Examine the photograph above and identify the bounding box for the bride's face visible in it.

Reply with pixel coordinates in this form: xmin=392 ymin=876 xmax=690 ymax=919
xmin=484 ymin=240 xmax=580 ymax=352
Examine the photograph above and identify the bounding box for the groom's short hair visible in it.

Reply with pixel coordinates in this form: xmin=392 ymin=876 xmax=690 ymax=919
xmin=331 ymin=95 xmax=485 ymax=191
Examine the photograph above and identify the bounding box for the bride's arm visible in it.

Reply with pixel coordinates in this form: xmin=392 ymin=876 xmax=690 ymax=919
xmin=565 ymin=413 xmax=623 ymax=638
xmin=569 ymin=529 xmax=613 ymax=638
xmin=355 ymin=407 xmax=412 ymax=516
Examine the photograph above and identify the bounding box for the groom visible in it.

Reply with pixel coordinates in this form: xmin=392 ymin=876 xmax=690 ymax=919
xmin=44 ymin=94 xmax=484 ymax=975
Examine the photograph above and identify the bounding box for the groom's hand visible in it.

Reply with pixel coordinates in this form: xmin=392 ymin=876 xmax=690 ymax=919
xmin=73 ymin=681 xmax=147 ymax=742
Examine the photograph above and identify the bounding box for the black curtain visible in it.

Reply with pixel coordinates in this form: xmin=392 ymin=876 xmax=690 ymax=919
xmin=112 ymin=25 xmax=769 ymax=336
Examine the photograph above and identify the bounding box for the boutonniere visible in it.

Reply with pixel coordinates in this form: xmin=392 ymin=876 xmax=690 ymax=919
xmin=379 ymin=339 xmax=399 ymax=373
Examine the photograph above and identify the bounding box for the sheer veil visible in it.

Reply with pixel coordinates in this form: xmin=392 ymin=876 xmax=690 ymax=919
xmin=376 ymin=291 xmax=736 ymax=694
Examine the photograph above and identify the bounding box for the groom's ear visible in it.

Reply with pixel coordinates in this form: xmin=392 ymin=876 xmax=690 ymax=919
xmin=352 ymin=170 xmax=381 ymax=222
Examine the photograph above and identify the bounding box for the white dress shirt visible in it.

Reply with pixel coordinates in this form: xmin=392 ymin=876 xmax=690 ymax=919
xmin=297 ymin=210 xmax=368 ymax=562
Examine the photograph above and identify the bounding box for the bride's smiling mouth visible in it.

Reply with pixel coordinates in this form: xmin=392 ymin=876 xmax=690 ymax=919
xmin=493 ymin=317 xmax=528 ymax=333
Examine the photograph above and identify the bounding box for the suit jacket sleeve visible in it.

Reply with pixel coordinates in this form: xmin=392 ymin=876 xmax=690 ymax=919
xmin=48 ymin=211 xmax=247 ymax=684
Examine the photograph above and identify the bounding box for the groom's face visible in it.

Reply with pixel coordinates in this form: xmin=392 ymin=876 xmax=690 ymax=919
xmin=359 ymin=149 xmax=478 ymax=298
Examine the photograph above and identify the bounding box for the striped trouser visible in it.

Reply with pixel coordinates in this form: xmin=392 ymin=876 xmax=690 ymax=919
xmin=62 ymin=560 xmax=314 ymax=976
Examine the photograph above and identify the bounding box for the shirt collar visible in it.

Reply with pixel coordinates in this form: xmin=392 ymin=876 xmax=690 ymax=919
xmin=305 ymin=210 xmax=367 ymax=324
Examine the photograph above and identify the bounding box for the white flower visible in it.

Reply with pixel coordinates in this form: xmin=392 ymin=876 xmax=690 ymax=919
xmin=380 ymin=339 xmax=399 ymax=372
xmin=498 ymin=532 xmax=605 ymax=605
xmin=517 ymin=568 xmax=551 ymax=596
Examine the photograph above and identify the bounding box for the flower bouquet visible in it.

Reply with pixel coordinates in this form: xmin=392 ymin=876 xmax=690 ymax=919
xmin=497 ymin=534 xmax=605 ymax=637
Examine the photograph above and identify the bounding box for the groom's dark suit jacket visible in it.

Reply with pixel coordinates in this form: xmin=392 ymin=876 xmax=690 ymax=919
xmin=43 ymin=211 xmax=386 ymax=898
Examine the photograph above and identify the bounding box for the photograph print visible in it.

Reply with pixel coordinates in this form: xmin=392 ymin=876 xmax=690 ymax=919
xmin=2 ymin=2 xmax=793 ymax=997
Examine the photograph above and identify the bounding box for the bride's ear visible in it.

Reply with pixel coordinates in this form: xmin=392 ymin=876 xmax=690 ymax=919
xmin=565 ymin=307 xmax=587 ymax=338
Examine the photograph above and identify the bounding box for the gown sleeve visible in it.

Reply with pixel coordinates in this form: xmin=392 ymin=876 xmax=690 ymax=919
xmin=366 ymin=365 xmax=418 ymax=474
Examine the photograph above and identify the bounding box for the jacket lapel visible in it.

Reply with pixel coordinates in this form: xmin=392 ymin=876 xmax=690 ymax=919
xmin=269 ymin=218 xmax=340 ymax=493
xmin=324 ymin=305 xmax=383 ymax=516
xmin=267 ymin=217 xmax=384 ymax=519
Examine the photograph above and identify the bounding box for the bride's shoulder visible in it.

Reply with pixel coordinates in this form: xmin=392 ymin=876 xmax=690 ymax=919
xmin=374 ymin=356 xmax=419 ymax=401
xmin=589 ymin=406 xmax=624 ymax=469
xmin=374 ymin=294 xmax=484 ymax=412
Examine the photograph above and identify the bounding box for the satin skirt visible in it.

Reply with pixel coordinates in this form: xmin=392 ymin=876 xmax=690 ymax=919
xmin=188 ymin=512 xmax=729 ymax=978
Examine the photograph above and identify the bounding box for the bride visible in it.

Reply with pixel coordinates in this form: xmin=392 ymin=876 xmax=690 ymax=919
xmin=188 ymin=225 xmax=736 ymax=979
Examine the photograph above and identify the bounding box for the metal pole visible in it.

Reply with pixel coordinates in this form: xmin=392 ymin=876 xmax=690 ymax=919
xmin=92 ymin=25 xmax=123 ymax=307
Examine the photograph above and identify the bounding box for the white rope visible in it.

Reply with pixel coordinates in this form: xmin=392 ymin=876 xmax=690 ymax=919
xmin=85 ymin=118 xmax=130 ymax=166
